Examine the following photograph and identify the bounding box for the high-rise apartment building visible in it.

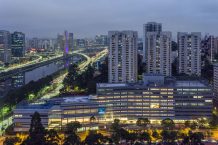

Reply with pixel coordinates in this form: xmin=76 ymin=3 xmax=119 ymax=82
xmin=0 ymin=30 xmax=11 ymax=63
xmin=64 ymin=31 xmax=69 ymax=55
xmin=95 ymin=35 xmax=108 ymax=46
xmin=143 ymin=22 xmax=162 ymax=62
xmin=213 ymin=63 xmax=218 ymax=105
xmin=178 ymin=32 xmax=201 ymax=76
xmin=11 ymin=32 xmax=25 ymax=57
xmin=201 ymin=35 xmax=218 ymax=62
xmin=145 ymin=31 xmax=172 ymax=76
xmin=108 ymin=31 xmax=138 ymax=83
xmin=69 ymin=33 xmax=74 ymax=52
xmin=214 ymin=63 xmax=218 ymax=93
xmin=144 ymin=22 xmax=162 ymax=33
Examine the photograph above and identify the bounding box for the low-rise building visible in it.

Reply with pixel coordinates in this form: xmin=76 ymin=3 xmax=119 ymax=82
xmin=13 ymin=78 xmax=214 ymax=132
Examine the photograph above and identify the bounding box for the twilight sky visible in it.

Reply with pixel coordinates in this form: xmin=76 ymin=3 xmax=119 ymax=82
xmin=0 ymin=0 xmax=218 ymax=39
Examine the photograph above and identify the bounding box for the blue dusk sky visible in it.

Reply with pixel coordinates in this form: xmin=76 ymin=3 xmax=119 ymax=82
xmin=0 ymin=0 xmax=218 ymax=38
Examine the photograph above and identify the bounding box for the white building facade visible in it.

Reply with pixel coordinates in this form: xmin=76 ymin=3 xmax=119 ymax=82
xmin=146 ymin=31 xmax=172 ymax=76
xmin=108 ymin=31 xmax=138 ymax=83
xmin=178 ymin=32 xmax=201 ymax=76
xmin=143 ymin=22 xmax=162 ymax=63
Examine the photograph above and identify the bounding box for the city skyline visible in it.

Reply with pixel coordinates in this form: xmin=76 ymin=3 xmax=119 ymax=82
xmin=1 ymin=0 xmax=218 ymax=38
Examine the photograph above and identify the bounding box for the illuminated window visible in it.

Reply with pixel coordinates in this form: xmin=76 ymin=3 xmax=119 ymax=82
xmin=193 ymin=96 xmax=203 ymax=99
xmin=150 ymin=103 xmax=160 ymax=109
xmin=205 ymin=100 xmax=212 ymax=103
xmin=150 ymin=88 xmax=160 ymax=91
xmin=14 ymin=114 xmax=22 ymax=118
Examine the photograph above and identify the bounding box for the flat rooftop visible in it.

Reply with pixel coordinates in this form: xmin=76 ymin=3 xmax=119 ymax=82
xmin=63 ymin=96 xmax=90 ymax=103
xmin=97 ymin=83 xmax=127 ymax=88
xmin=16 ymin=96 xmax=95 ymax=109
xmin=97 ymin=80 xmax=208 ymax=88
xmin=175 ymin=81 xmax=206 ymax=87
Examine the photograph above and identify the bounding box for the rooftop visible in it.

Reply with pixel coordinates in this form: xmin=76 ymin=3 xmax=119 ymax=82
xmin=63 ymin=96 xmax=90 ymax=103
xmin=97 ymin=83 xmax=127 ymax=88
xmin=16 ymin=96 xmax=95 ymax=109
xmin=97 ymin=80 xmax=209 ymax=88
xmin=175 ymin=81 xmax=206 ymax=87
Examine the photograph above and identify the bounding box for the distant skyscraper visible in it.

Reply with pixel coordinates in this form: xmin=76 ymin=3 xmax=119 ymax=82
xmin=11 ymin=32 xmax=25 ymax=57
xmin=201 ymin=35 xmax=218 ymax=62
xmin=143 ymin=22 xmax=162 ymax=62
xmin=64 ymin=31 xmax=69 ymax=55
xmin=69 ymin=33 xmax=74 ymax=52
xmin=75 ymin=39 xmax=86 ymax=48
xmin=144 ymin=22 xmax=162 ymax=33
xmin=11 ymin=73 xmax=25 ymax=88
xmin=95 ymin=35 xmax=108 ymax=46
xmin=0 ymin=30 xmax=11 ymax=63
xmin=29 ymin=38 xmax=39 ymax=49
xmin=56 ymin=34 xmax=64 ymax=52
xmin=146 ymin=31 xmax=172 ymax=76
xmin=108 ymin=31 xmax=138 ymax=83
xmin=178 ymin=32 xmax=201 ymax=76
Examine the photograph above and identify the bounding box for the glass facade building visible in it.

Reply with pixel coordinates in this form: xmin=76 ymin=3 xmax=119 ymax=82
xmin=11 ymin=32 xmax=25 ymax=57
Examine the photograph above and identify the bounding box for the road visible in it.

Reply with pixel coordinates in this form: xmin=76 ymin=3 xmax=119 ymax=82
xmin=40 ymin=48 xmax=108 ymax=100
xmin=0 ymin=53 xmax=64 ymax=73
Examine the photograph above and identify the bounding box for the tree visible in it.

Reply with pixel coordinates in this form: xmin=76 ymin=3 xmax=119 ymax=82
xmin=168 ymin=131 xmax=178 ymax=143
xmin=172 ymin=58 xmax=178 ymax=76
xmin=161 ymin=118 xmax=175 ymax=130
xmin=110 ymin=119 xmax=121 ymax=144
xmin=197 ymin=118 xmax=209 ymax=129
xmin=171 ymin=41 xmax=178 ymax=51
xmin=182 ymin=136 xmax=190 ymax=145
xmin=83 ymin=130 xmax=106 ymax=145
xmin=63 ymin=64 xmax=79 ymax=91
xmin=190 ymin=132 xmax=204 ymax=144
xmin=63 ymin=133 xmax=81 ymax=145
xmin=136 ymin=118 xmax=150 ymax=128
xmin=21 ymin=112 xmax=46 ymax=145
xmin=90 ymin=115 xmax=96 ymax=123
xmin=210 ymin=108 xmax=218 ymax=127
xmin=201 ymin=59 xmax=213 ymax=83
xmin=3 ymin=137 xmax=20 ymax=145
xmin=65 ymin=121 xmax=82 ymax=134
xmin=63 ymin=122 xmax=82 ymax=145
xmin=139 ymin=132 xmax=151 ymax=145
xmin=45 ymin=129 xmax=60 ymax=145
xmin=111 ymin=119 xmax=121 ymax=132
xmin=184 ymin=120 xmax=191 ymax=128
xmin=119 ymin=128 xmax=130 ymax=142
xmin=190 ymin=121 xmax=198 ymax=130
xmin=98 ymin=57 xmax=108 ymax=82
xmin=138 ymin=54 xmax=145 ymax=75
xmin=128 ymin=132 xmax=138 ymax=144
xmin=134 ymin=141 xmax=143 ymax=145
xmin=161 ymin=130 xmax=178 ymax=144
xmin=152 ymin=130 xmax=160 ymax=139
xmin=161 ymin=130 xmax=170 ymax=143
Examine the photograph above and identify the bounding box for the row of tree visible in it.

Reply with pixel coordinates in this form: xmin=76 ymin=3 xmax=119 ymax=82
xmin=110 ymin=119 xmax=205 ymax=145
xmin=4 ymin=112 xmax=209 ymax=145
